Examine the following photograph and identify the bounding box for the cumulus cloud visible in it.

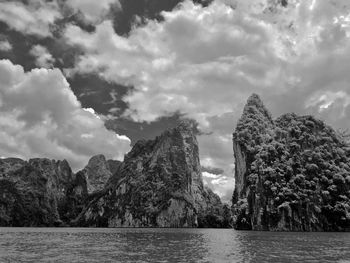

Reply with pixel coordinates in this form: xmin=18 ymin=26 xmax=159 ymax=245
xmin=0 ymin=59 xmax=131 ymax=171
xmin=64 ymin=1 xmax=282 ymax=125
xmin=64 ymin=0 xmax=350 ymax=124
xmin=29 ymin=45 xmax=55 ymax=68
xmin=0 ymin=0 xmax=61 ymax=37
xmin=64 ymin=0 xmax=350 ymax=197
xmin=66 ymin=0 xmax=121 ymax=24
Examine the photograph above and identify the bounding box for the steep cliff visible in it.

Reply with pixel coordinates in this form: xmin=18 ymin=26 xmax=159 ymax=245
xmin=232 ymin=94 xmax=350 ymax=231
xmin=0 ymin=158 xmax=86 ymax=226
xmin=79 ymin=154 xmax=121 ymax=194
xmin=76 ymin=120 xmax=225 ymax=227
xmin=0 ymin=121 xmax=225 ymax=228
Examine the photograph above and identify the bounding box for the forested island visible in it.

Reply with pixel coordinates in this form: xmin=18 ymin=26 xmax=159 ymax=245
xmin=232 ymin=94 xmax=350 ymax=231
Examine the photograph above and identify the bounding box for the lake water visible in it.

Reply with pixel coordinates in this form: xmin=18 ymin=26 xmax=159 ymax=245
xmin=0 ymin=228 xmax=349 ymax=263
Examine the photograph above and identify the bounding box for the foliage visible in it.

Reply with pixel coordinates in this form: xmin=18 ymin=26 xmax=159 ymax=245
xmin=92 ymin=121 xmax=226 ymax=227
xmin=198 ymin=204 xmax=233 ymax=228
xmin=233 ymin=94 xmax=350 ymax=231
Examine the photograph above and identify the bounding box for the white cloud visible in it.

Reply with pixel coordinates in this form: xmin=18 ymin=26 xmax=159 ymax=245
xmin=29 ymin=45 xmax=55 ymax=68
xmin=211 ymin=177 xmax=228 ymax=186
xmin=0 ymin=1 xmax=61 ymax=37
xmin=64 ymin=1 xmax=282 ymax=124
xmin=199 ymin=132 xmax=235 ymax=202
xmin=83 ymin=107 xmax=100 ymax=118
xmin=0 ymin=59 xmax=131 ymax=171
xmin=0 ymin=39 xmax=12 ymax=51
xmin=306 ymin=91 xmax=350 ymax=113
xmin=64 ymin=0 xmax=350 ymax=197
xmin=66 ymin=0 xmax=121 ymax=24
xmin=202 ymin=171 xmax=220 ymax=179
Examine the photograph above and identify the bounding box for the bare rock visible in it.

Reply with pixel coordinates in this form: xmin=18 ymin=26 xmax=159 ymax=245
xmin=80 ymin=154 xmax=113 ymax=194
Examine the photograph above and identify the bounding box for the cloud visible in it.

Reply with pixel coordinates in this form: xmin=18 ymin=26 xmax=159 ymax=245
xmin=64 ymin=0 xmax=350 ymax=197
xmin=211 ymin=176 xmax=228 ymax=185
xmin=201 ymin=166 xmax=224 ymax=175
xmin=0 ymin=39 xmax=12 ymax=51
xmin=0 ymin=59 xmax=131 ymax=171
xmin=64 ymin=1 xmax=282 ymax=125
xmin=66 ymin=0 xmax=121 ymax=24
xmin=199 ymin=132 xmax=235 ymax=202
xmin=202 ymin=171 xmax=220 ymax=179
xmin=29 ymin=45 xmax=55 ymax=68
xmin=0 ymin=1 xmax=61 ymax=38
xmin=64 ymin=0 xmax=350 ymax=125
xmin=202 ymin=167 xmax=234 ymax=203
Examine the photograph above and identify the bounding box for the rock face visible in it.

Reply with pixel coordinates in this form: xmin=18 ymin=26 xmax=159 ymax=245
xmin=79 ymin=154 xmax=119 ymax=194
xmin=76 ymin=120 xmax=225 ymax=227
xmin=0 ymin=158 xmax=86 ymax=226
xmin=232 ymin=94 xmax=350 ymax=231
xmin=0 ymin=121 xmax=226 ymax=228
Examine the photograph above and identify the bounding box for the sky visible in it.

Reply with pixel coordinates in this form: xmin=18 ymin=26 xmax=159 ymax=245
xmin=0 ymin=0 xmax=350 ymax=202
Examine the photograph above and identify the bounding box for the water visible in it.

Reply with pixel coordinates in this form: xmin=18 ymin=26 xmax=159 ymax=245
xmin=0 ymin=228 xmax=349 ymax=263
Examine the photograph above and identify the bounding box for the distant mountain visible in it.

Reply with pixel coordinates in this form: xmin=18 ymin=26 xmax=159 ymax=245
xmin=0 ymin=121 xmax=229 ymax=228
xmin=232 ymin=94 xmax=350 ymax=231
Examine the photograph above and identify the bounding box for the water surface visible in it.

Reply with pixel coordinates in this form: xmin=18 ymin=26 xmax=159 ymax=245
xmin=0 ymin=228 xmax=349 ymax=262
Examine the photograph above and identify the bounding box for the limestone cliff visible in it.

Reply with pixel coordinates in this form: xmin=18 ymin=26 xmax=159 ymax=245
xmin=0 ymin=121 xmax=226 ymax=228
xmin=76 ymin=120 xmax=225 ymax=227
xmin=79 ymin=154 xmax=120 ymax=194
xmin=232 ymin=94 xmax=350 ymax=231
xmin=0 ymin=158 xmax=86 ymax=226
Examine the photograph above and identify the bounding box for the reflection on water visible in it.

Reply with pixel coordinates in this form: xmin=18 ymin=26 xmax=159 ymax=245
xmin=0 ymin=228 xmax=349 ymax=263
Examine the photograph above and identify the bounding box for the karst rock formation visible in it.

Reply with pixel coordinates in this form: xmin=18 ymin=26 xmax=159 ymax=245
xmin=232 ymin=94 xmax=350 ymax=231
xmin=0 ymin=121 xmax=226 ymax=227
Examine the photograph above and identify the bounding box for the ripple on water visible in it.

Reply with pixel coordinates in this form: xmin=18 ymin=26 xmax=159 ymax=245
xmin=0 ymin=228 xmax=349 ymax=263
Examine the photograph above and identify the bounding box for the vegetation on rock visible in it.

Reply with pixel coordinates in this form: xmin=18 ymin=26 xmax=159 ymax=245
xmin=232 ymin=94 xmax=350 ymax=231
xmin=0 ymin=121 xmax=227 ymax=228
xmin=76 ymin=120 xmax=228 ymax=228
xmin=0 ymin=158 xmax=83 ymax=226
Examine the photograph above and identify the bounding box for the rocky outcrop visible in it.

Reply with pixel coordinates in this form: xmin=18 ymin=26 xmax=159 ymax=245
xmin=79 ymin=154 xmax=118 ymax=194
xmin=76 ymin=120 xmax=225 ymax=227
xmin=232 ymin=94 xmax=350 ymax=231
xmin=0 ymin=158 xmax=85 ymax=227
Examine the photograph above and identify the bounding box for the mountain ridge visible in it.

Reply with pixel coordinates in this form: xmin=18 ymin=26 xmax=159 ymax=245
xmin=0 ymin=120 xmax=229 ymax=228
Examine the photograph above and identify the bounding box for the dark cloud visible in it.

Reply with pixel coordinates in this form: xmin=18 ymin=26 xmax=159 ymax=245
xmin=0 ymin=22 xmax=38 ymax=71
xmin=0 ymin=0 xmax=216 ymax=148
xmin=113 ymin=0 xmax=212 ymax=35
xmin=67 ymin=73 xmax=130 ymax=116
xmin=105 ymin=113 xmax=184 ymax=144
xmin=0 ymin=0 xmax=216 ymax=147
